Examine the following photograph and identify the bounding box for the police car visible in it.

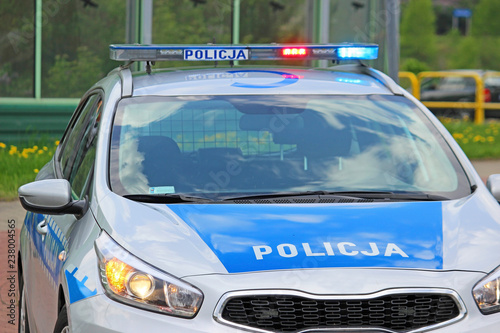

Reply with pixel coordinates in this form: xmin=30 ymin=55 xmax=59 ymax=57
xmin=17 ymin=43 xmax=500 ymax=333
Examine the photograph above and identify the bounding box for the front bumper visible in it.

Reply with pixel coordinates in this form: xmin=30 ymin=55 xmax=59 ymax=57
xmin=69 ymin=268 xmax=500 ymax=332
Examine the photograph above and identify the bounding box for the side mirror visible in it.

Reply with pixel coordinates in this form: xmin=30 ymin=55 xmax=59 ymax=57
xmin=18 ymin=179 xmax=87 ymax=217
xmin=486 ymin=174 xmax=500 ymax=201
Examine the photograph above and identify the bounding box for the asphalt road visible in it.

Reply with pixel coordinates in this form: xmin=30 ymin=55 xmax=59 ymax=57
xmin=0 ymin=158 xmax=498 ymax=332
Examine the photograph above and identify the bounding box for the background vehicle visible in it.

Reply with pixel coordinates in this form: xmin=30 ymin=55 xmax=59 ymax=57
xmin=420 ymin=69 xmax=500 ymax=118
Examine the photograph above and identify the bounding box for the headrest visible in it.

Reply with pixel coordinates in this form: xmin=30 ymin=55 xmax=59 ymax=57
xmin=137 ymin=136 xmax=181 ymax=157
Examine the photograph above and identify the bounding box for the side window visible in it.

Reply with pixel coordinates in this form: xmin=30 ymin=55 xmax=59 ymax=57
xmin=58 ymin=94 xmax=102 ymax=199
xmin=59 ymin=95 xmax=99 ymax=176
xmin=70 ymin=100 xmax=103 ymax=198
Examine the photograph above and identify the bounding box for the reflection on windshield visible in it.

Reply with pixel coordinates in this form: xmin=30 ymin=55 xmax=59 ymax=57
xmin=110 ymin=95 xmax=469 ymax=199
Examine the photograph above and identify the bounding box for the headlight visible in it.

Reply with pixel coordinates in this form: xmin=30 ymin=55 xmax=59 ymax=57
xmin=94 ymin=232 xmax=203 ymax=318
xmin=473 ymin=266 xmax=500 ymax=314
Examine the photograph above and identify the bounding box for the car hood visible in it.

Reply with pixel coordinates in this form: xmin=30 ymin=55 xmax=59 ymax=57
xmin=97 ymin=188 xmax=500 ymax=278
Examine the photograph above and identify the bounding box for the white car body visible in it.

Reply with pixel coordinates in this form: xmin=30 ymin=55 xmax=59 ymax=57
xmin=17 ymin=44 xmax=500 ymax=333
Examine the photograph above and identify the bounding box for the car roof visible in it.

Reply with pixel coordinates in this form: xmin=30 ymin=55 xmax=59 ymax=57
xmin=128 ymin=67 xmax=394 ymax=97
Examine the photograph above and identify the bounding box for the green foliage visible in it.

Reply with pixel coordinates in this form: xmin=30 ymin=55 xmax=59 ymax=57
xmin=400 ymin=0 xmax=437 ymax=65
xmin=449 ymin=36 xmax=500 ymax=71
xmin=432 ymin=30 xmax=460 ymax=69
xmin=441 ymin=118 xmax=500 ymax=159
xmin=239 ymin=0 xmax=306 ymax=44
xmin=0 ymin=0 xmax=34 ymax=97
xmin=152 ymin=0 xmax=305 ymax=69
xmin=400 ymin=58 xmax=431 ymax=74
xmin=2 ymin=0 xmax=307 ymax=95
xmin=40 ymin=0 xmax=126 ymax=97
xmin=448 ymin=36 xmax=480 ymax=69
xmin=471 ymin=0 xmax=500 ymax=37
xmin=46 ymin=46 xmax=104 ymax=98
xmin=0 ymin=63 xmax=33 ymax=96
xmin=400 ymin=0 xmax=500 ymax=71
xmin=152 ymin=0 xmax=305 ymax=45
xmin=443 ymin=0 xmax=500 ymax=70
xmin=153 ymin=0 xmax=231 ymax=45
xmin=0 ymin=140 xmax=58 ymax=200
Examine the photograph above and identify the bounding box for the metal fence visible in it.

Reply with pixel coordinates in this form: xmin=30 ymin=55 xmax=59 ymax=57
xmin=399 ymin=71 xmax=500 ymax=124
xmin=0 ymin=98 xmax=79 ymax=143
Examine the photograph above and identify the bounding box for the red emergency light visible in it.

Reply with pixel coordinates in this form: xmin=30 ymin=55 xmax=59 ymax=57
xmin=281 ymin=48 xmax=308 ymax=57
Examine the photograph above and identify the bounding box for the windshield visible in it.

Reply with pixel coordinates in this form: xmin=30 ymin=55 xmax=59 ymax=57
xmin=109 ymin=95 xmax=470 ymax=200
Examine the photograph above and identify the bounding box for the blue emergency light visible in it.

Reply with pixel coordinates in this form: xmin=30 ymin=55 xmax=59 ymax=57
xmin=109 ymin=43 xmax=378 ymax=62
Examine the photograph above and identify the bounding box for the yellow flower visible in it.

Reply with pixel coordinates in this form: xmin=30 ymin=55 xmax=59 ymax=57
xmin=473 ymin=135 xmax=483 ymax=142
xmin=33 ymin=145 xmax=38 ymax=150
xmin=43 ymin=146 xmax=48 ymax=151
xmin=0 ymin=142 xmax=6 ymax=149
xmin=38 ymin=150 xmax=44 ymax=154
xmin=487 ymin=136 xmax=495 ymax=142
xmin=55 ymin=140 xmax=60 ymax=146
xmin=34 ymin=169 xmax=39 ymax=174
xmin=462 ymin=138 xmax=469 ymax=144
xmin=453 ymin=133 xmax=464 ymax=139
xmin=8 ymin=146 xmax=17 ymax=155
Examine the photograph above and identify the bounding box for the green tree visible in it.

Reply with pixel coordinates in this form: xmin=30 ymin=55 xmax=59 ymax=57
xmin=400 ymin=0 xmax=437 ymax=66
xmin=46 ymin=46 xmax=104 ymax=98
xmin=151 ymin=0 xmax=305 ymax=68
xmin=449 ymin=0 xmax=500 ymax=70
xmin=400 ymin=58 xmax=431 ymax=74
xmin=153 ymin=0 xmax=232 ymax=45
xmin=450 ymin=36 xmax=500 ymax=70
xmin=471 ymin=0 xmax=500 ymax=36
xmin=41 ymin=0 xmax=126 ymax=97
xmin=0 ymin=0 xmax=35 ymax=97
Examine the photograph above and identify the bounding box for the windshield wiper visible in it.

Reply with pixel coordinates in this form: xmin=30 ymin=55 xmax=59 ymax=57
xmin=124 ymin=194 xmax=214 ymax=203
xmin=125 ymin=191 xmax=449 ymax=204
xmin=331 ymin=191 xmax=450 ymax=201
xmin=221 ymin=191 xmax=449 ymax=202
xmin=221 ymin=191 xmax=367 ymax=201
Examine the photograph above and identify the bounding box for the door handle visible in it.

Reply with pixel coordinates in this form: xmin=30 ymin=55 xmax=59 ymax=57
xmin=36 ymin=219 xmax=48 ymax=240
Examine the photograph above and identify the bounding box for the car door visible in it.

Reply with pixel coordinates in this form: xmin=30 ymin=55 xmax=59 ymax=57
xmin=26 ymin=92 xmax=102 ymax=333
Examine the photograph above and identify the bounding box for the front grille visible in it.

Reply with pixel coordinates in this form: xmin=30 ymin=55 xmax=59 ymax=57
xmin=220 ymin=292 xmax=461 ymax=332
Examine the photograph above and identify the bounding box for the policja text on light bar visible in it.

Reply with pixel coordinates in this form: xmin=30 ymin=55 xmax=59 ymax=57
xmin=109 ymin=43 xmax=379 ymax=62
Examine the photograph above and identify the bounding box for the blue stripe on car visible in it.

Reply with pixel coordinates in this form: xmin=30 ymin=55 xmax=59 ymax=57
xmin=65 ymin=266 xmax=97 ymax=304
xmin=168 ymin=202 xmax=443 ymax=273
xmin=28 ymin=214 xmax=65 ymax=284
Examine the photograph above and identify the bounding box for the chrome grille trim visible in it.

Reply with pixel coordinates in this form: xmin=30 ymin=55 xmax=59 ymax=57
xmin=213 ymin=288 xmax=466 ymax=333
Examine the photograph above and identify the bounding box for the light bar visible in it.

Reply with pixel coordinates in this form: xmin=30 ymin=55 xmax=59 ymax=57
xmin=337 ymin=47 xmax=379 ymax=60
xmin=109 ymin=43 xmax=378 ymax=62
xmin=282 ymin=47 xmax=308 ymax=57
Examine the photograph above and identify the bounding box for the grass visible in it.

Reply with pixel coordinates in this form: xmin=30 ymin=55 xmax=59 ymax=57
xmin=440 ymin=118 xmax=500 ymax=159
xmin=1 ymin=120 xmax=500 ymax=200
xmin=0 ymin=140 xmax=58 ymax=201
